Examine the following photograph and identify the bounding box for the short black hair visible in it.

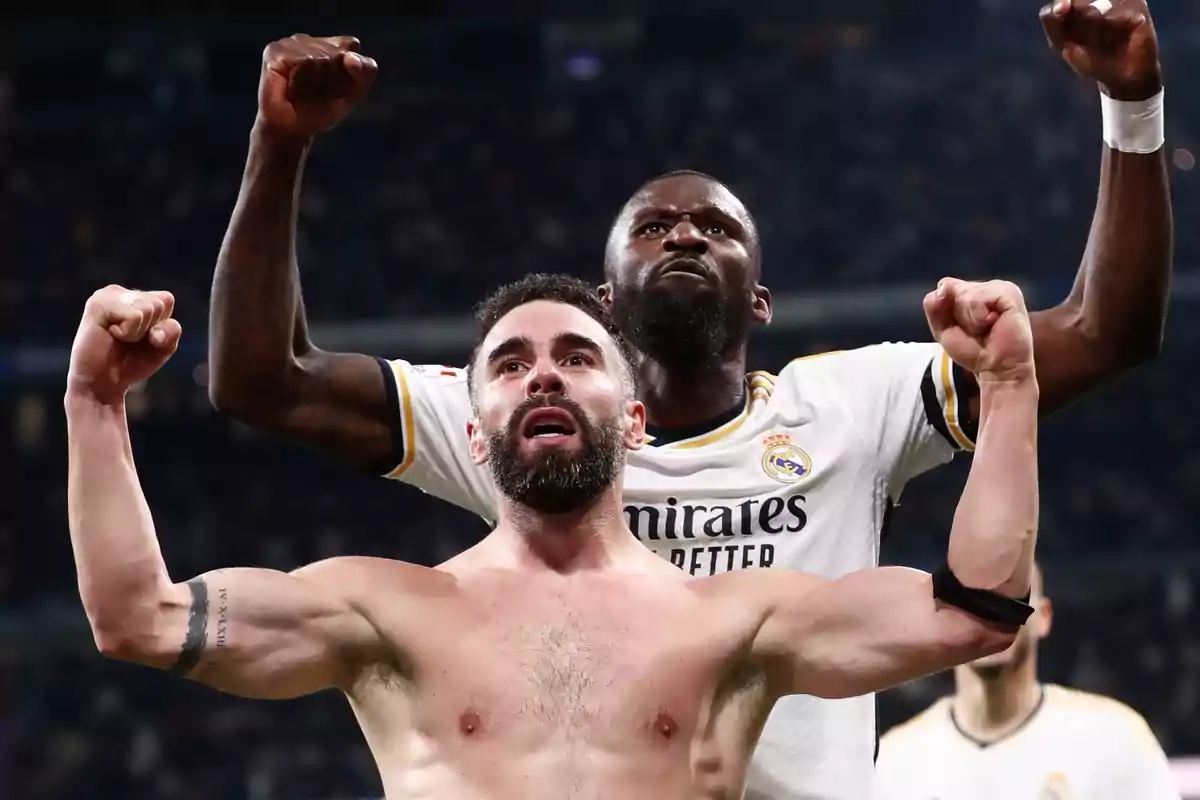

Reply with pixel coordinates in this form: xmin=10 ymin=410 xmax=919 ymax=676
xmin=467 ymin=273 xmax=638 ymax=405
xmin=636 ymin=168 xmax=728 ymax=195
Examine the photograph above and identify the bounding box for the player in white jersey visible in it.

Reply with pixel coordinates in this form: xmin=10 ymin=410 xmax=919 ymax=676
xmin=208 ymin=6 xmax=1171 ymax=798
xmin=874 ymin=565 xmax=1180 ymax=800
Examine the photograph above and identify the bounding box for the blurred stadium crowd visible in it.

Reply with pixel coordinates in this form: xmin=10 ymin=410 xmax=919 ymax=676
xmin=4 ymin=3 xmax=1200 ymax=798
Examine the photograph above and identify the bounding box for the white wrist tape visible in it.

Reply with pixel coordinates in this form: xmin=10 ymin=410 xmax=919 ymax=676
xmin=1100 ymin=89 xmax=1165 ymax=154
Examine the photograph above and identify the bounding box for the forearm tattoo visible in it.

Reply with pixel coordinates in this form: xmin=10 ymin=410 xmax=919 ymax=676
xmin=169 ymin=578 xmax=209 ymax=675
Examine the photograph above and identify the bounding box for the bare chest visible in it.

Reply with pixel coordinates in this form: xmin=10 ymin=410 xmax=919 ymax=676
xmin=395 ymin=578 xmax=759 ymax=751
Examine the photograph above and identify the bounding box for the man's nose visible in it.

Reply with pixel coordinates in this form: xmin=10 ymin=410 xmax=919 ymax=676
xmin=663 ymin=220 xmax=709 ymax=254
xmin=525 ymin=361 xmax=566 ymax=397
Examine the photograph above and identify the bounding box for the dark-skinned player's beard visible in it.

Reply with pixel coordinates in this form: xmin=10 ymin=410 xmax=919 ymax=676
xmin=486 ymin=394 xmax=625 ymax=516
xmin=611 ymin=276 xmax=753 ymax=369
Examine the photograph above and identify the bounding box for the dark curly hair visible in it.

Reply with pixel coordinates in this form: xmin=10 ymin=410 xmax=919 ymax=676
xmin=467 ymin=273 xmax=638 ymax=407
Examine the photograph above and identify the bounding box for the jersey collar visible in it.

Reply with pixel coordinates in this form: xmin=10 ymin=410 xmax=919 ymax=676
xmin=949 ymin=684 xmax=1046 ymax=749
xmin=643 ymin=390 xmax=749 ymax=450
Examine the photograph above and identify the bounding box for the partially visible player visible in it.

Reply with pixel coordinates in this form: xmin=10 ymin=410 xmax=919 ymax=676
xmin=873 ymin=564 xmax=1180 ymax=800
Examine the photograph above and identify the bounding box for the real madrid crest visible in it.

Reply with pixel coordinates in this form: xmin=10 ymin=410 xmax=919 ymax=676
xmin=761 ymin=433 xmax=812 ymax=484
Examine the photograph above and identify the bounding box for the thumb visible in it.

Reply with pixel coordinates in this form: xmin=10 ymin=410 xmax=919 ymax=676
xmin=148 ymin=319 xmax=183 ymax=355
xmin=1107 ymin=8 xmax=1148 ymax=32
xmin=1039 ymin=0 xmax=1071 ymax=53
xmin=924 ymin=290 xmax=956 ymax=339
xmin=261 ymin=58 xmax=293 ymax=109
xmin=341 ymin=51 xmax=379 ymax=99
xmin=938 ymin=328 xmax=981 ymax=372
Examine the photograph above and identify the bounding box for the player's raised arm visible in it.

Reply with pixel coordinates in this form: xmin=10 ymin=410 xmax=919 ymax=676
xmin=207 ymin=35 xmax=396 ymax=469
xmin=752 ymin=280 xmax=1039 ymax=699
xmin=68 ymin=287 xmax=381 ymax=698
xmin=935 ymin=2 xmax=1171 ymax=419
xmin=208 ymin=36 xmax=494 ymax=519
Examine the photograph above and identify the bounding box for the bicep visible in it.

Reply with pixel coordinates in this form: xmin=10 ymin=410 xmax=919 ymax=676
xmin=268 ymin=350 xmax=400 ymax=472
xmin=287 ymin=354 xmax=496 ymax=524
xmin=930 ymin=306 xmax=1114 ymax=423
xmin=756 ymin=568 xmax=1010 ymax=699
xmin=1028 ymin=306 xmax=1117 ymax=416
xmin=146 ymin=563 xmax=376 ymax=699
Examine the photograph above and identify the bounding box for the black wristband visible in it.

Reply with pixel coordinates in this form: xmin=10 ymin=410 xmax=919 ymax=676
xmin=932 ymin=563 xmax=1034 ymax=627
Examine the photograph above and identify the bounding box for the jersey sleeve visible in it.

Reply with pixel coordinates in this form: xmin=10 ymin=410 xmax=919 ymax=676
xmin=1105 ymin=707 xmax=1181 ymax=800
xmin=376 ymin=358 xmax=497 ymax=524
xmin=784 ymin=343 xmax=978 ymax=503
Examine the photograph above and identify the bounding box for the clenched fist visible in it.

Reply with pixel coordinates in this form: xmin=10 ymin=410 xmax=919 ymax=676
xmin=257 ymin=34 xmax=378 ymax=139
xmin=67 ymin=286 xmax=182 ymax=405
xmin=1040 ymin=0 xmax=1161 ymax=100
xmin=924 ymin=279 xmax=1035 ymax=385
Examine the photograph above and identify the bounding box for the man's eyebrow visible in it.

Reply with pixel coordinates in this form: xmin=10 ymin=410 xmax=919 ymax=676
xmin=554 ymin=332 xmax=605 ymax=359
xmin=484 ymin=336 xmax=531 ymax=367
xmin=630 ymin=204 xmax=746 ymax=234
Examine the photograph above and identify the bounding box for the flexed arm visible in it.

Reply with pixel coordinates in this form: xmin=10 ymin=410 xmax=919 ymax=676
xmin=207 ymin=35 xmax=398 ymax=471
xmin=68 ymin=287 xmax=380 ymax=698
xmin=752 ymin=280 xmax=1039 ymax=699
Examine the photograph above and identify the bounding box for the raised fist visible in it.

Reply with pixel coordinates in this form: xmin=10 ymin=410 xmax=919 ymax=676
xmin=924 ymin=279 xmax=1035 ymax=385
xmin=257 ymin=34 xmax=378 ymax=139
xmin=67 ymin=286 xmax=182 ymax=404
xmin=1039 ymin=0 xmax=1161 ymax=100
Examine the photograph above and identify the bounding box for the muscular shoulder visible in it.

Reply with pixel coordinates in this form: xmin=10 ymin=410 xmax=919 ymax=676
xmin=292 ymin=556 xmax=455 ymax=603
xmin=690 ymin=568 xmax=827 ymax=627
xmin=692 ymin=566 xmax=822 ymax=596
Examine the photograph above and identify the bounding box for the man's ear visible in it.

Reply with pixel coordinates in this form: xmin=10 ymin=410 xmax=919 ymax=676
xmin=597 ymin=282 xmax=614 ymax=310
xmin=1032 ymin=595 xmax=1053 ymax=642
xmin=467 ymin=419 xmax=488 ymax=466
xmin=752 ymin=283 xmax=772 ymax=326
xmin=624 ymin=399 xmax=646 ymax=451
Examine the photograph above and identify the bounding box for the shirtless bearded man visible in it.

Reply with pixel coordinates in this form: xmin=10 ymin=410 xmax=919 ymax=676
xmin=66 ymin=274 xmax=1039 ymax=799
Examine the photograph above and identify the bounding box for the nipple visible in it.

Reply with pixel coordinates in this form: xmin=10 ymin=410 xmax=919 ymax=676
xmin=460 ymin=710 xmax=482 ymax=737
xmin=654 ymin=711 xmax=678 ymax=740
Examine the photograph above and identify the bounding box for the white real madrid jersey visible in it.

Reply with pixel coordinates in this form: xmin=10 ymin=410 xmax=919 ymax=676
xmin=873 ymin=685 xmax=1180 ymax=800
xmin=379 ymin=342 xmax=976 ymax=800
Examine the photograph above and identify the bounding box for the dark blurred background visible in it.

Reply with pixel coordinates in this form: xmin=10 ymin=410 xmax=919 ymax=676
xmin=4 ymin=2 xmax=1200 ymax=798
